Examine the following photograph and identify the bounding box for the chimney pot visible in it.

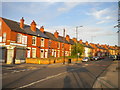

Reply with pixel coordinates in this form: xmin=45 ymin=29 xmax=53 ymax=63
xmin=40 ymin=26 xmax=44 ymax=32
xmin=31 ymin=20 xmax=36 ymax=32
xmin=54 ymin=30 xmax=59 ymax=38
xmin=20 ymin=17 xmax=24 ymax=29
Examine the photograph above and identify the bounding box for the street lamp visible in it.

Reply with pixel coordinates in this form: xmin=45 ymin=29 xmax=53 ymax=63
xmin=76 ymin=26 xmax=83 ymax=62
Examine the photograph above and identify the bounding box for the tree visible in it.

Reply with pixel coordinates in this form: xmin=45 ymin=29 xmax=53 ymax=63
xmin=71 ymin=43 xmax=84 ymax=57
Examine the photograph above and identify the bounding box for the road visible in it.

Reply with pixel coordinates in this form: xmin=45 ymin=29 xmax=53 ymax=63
xmin=2 ymin=57 xmax=113 ymax=89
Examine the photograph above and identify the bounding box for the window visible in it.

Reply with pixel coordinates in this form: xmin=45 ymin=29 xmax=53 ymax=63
xmin=22 ymin=36 xmax=27 ymax=44
xmin=0 ymin=21 xmax=2 ymax=30
xmin=17 ymin=34 xmax=22 ymax=43
xmin=41 ymin=38 xmax=44 ymax=47
xmin=32 ymin=36 xmax=36 ymax=45
xmin=32 ymin=48 xmax=36 ymax=58
xmin=0 ymin=36 xmax=2 ymax=42
xmin=58 ymin=42 xmax=60 ymax=49
xmin=3 ymin=33 xmax=6 ymax=42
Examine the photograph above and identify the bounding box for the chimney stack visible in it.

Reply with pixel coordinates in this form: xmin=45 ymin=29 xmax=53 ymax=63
xmin=31 ymin=20 xmax=36 ymax=32
xmin=54 ymin=30 xmax=59 ymax=38
xmin=20 ymin=17 xmax=24 ymax=29
xmin=66 ymin=35 xmax=70 ymax=42
xmin=40 ymin=26 xmax=44 ymax=32
xmin=85 ymin=41 xmax=88 ymax=46
xmin=72 ymin=38 xmax=77 ymax=43
xmin=79 ymin=39 xmax=82 ymax=44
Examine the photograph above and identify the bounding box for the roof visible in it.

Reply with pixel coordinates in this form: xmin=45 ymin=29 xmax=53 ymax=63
xmin=82 ymin=43 xmax=94 ymax=49
xmin=44 ymin=31 xmax=58 ymax=41
xmin=2 ymin=17 xmax=49 ymax=38
xmin=44 ymin=31 xmax=71 ymax=44
xmin=95 ymin=45 xmax=106 ymax=50
xmin=2 ymin=18 xmax=26 ymax=34
xmin=69 ymin=39 xmax=75 ymax=45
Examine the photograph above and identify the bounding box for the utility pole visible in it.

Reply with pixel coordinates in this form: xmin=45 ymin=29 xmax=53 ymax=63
xmin=63 ymin=29 xmax=65 ymax=64
xmin=76 ymin=26 xmax=83 ymax=62
xmin=114 ymin=1 xmax=120 ymax=54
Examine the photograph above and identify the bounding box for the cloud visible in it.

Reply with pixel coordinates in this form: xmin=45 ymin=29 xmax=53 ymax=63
xmin=86 ymin=7 xmax=117 ymax=24
xmin=96 ymin=20 xmax=106 ymax=24
xmin=57 ymin=2 xmax=81 ymax=13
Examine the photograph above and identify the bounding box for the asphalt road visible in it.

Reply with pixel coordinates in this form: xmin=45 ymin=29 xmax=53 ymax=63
xmin=2 ymin=57 xmax=113 ymax=89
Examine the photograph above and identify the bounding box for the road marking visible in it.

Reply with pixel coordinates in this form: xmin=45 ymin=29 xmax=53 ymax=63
xmin=14 ymin=67 xmax=83 ymax=89
xmin=13 ymin=71 xmax=67 ymax=90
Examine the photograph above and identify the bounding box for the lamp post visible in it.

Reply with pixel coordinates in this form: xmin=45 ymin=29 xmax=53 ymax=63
xmin=63 ymin=28 xmax=65 ymax=64
xmin=76 ymin=26 xmax=83 ymax=62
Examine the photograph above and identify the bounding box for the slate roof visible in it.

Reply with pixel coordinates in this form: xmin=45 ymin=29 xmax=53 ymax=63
xmin=82 ymin=43 xmax=94 ymax=49
xmin=95 ymin=45 xmax=106 ymax=50
xmin=44 ymin=31 xmax=58 ymax=41
xmin=2 ymin=17 xmax=49 ymax=38
xmin=2 ymin=18 xmax=26 ymax=34
xmin=69 ymin=39 xmax=75 ymax=45
xmin=44 ymin=31 xmax=71 ymax=44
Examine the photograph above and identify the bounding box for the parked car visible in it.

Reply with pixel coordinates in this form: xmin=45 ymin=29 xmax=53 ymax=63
xmin=112 ymin=55 xmax=120 ymax=61
xmin=89 ymin=57 xmax=94 ymax=61
xmin=93 ymin=56 xmax=99 ymax=60
xmin=99 ymin=56 xmax=105 ymax=60
xmin=82 ymin=57 xmax=90 ymax=62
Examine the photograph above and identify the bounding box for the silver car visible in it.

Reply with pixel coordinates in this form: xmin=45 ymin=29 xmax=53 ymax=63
xmin=82 ymin=57 xmax=90 ymax=62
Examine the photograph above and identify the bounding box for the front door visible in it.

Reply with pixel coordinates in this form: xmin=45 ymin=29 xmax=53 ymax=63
xmin=40 ymin=49 xmax=44 ymax=58
xmin=27 ymin=49 xmax=31 ymax=58
xmin=7 ymin=49 xmax=14 ymax=64
xmin=45 ymin=49 xmax=48 ymax=58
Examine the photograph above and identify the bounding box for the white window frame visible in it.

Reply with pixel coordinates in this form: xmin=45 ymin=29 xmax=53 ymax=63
xmin=22 ymin=36 xmax=27 ymax=45
xmin=32 ymin=36 xmax=36 ymax=45
xmin=3 ymin=33 xmax=6 ymax=42
xmin=17 ymin=33 xmax=22 ymax=43
xmin=0 ymin=21 xmax=2 ymax=30
xmin=41 ymin=38 xmax=44 ymax=47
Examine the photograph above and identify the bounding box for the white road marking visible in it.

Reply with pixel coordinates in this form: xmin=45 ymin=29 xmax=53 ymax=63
xmin=14 ymin=67 xmax=84 ymax=89
xmin=13 ymin=72 xmax=67 ymax=90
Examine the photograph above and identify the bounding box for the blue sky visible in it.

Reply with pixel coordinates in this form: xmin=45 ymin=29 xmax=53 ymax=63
xmin=2 ymin=2 xmax=118 ymax=46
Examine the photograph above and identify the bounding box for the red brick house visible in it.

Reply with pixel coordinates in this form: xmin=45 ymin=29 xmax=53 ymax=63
xmin=0 ymin=17 xmax=49 ymax=64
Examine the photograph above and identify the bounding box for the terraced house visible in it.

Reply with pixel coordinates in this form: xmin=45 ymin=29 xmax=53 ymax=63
xmin=0 ymin=17 xmax=73 ymax=64
xmin=0 ymin=17 xmax=119 ymax=64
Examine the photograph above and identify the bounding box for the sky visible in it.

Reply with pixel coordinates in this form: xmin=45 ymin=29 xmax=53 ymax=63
xmin=1 ymin=1 xmax=118 ymax=46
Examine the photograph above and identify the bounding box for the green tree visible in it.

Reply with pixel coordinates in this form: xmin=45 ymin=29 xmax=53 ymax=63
xmin=71 ymin=43 xmax=84 ymax=57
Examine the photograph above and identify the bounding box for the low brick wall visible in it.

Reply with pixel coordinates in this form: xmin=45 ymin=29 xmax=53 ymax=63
xmin=26 ymin=58 xmax=82 ymax=64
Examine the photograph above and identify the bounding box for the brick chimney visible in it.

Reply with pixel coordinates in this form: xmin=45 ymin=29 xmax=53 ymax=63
xmin=66 ymin=35 xmax=70 ymax=42
xmin=79 ymin=39 xmax=82 ymax=44
xmin=40 ymin=26 xmax=44 ymax=32
xmin=85 ymin=41 xmax=88 ymax=46
xmin=30 ymin=20 xmax=36 ymax=32
xmin=72 ymin=38 xmax=77 ymax=43
xmin=54 ymin=30 xmax=59 ymax=38
xmin=20 ymin=17 xmax=24 ymax=29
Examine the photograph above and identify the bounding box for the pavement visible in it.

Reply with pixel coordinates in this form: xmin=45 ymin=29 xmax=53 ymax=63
xmin=93 ymin=60 xmax=119 ymax=88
